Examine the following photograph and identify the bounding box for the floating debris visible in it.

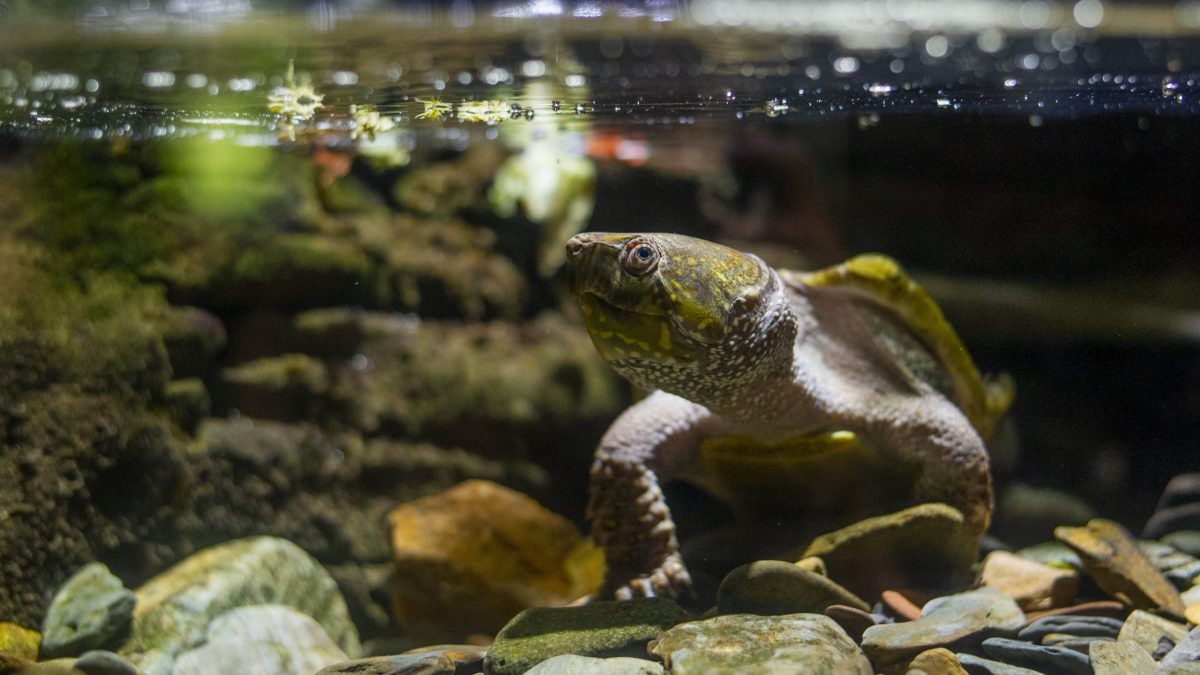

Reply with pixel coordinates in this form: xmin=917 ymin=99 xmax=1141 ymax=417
xmin=349 ymin=104 xmax=395 ymax=141
xmin=267 ymin=61 xmax=324 ymax=122
xmin=415 ymin=97 xmax=453 ymax=121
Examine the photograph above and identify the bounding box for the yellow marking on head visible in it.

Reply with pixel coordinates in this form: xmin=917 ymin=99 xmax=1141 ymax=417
xmin=659 ymin=322 xmax=672 ymax=351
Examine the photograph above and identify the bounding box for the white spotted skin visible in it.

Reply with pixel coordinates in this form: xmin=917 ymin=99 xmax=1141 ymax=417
xmin=589 ymin=267 xmax=992 ymax=601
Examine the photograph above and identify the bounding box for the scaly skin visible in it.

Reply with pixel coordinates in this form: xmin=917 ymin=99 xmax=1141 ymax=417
xmin=565 ymin=232 xmax=993 ymax=600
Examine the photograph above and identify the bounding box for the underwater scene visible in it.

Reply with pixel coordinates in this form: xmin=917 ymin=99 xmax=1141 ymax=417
xmin=2 ymin=0 xmax=1200 ymax=673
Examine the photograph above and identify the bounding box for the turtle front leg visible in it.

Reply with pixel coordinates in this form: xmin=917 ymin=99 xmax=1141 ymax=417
xmin=588 ymin=390 xmax=720 ymax=601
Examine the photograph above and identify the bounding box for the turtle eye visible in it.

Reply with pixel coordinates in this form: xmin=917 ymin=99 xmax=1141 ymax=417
xmin=621 ymin=239 xmax=659 ymax=276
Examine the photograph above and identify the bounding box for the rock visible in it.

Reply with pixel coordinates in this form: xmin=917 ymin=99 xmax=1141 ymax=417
xmin=1185 ymin=585 xmax=1200 ymax=625
xmin=796 ymin=557 xmax=827 ymax=576
xmin=524 ymin=654 xmax=665 ymax=675
xmin=317 ymin=645 xmax=486 ymax=675
xmin=390 ymin=480 xmax=601 ymax=642
xmin=1014 ymin=542 xmax=1082 ymax=572
xmin=1116 ymin=609 xmax=1188 ymax=660
xmin=993 ymin=483 xmax=1095 ymax=548
xmin=824 ymin=605 xmax=878 ymax=642
xmin=1137 ymin=540 xmax=1200 ymax=588
xmin=1022 ymin=600 xmax=1127 ymax=622
xmin=1054 ymin=519 xmax=1186 ymax=617
xmin=73 ymin=650 xmax=141 ymax=675
xmin=979 ymin=551 xmax=1078 ymax=611
xmin=172 ymin=605 xmax=346 ymax=675
xmin=1164 ymin=531 xmax=1200 ymax=557
xmin=1144 ymin=474 xmax=1200 ymax=538
xmin=799 ymin=503 xmax=978 ymax=601
xmin=118 ymin=537 xmax=358 ymax=675
xmin=979 ymin=637 xmax=1091 ymax=675
xmin=648 ymin=613 xmax=870 ymax=675
xmin=483 ymin=598 xmax=688 ymax=675
xmin=921 ymin=588 xmax=1025 ymax=632
xmin=955 ymin=653 xmax=1043 ymax=674
xmin=1160 ymin=665 xmax=1200 ymax=675
xmin=1041 ymin=635 xmax=1113 ymax=653
xmin=1160 ymin=626 xmax=1200 ymax=669
xmin=40 ymin=563 xmax=136 ymax=659
xmin=882 ymin=590 xmax=923 ymax=621
xmin=1088 ymin=640 xmax=1155 ymax=675
xmin=907 ymin=648 xmax=968 ymax=675
xmin=0 ymin=623 xmax=40 ymax=660
xmin=1018 ymin=615 xmax=1124 ymax=643
xmin=716 ymin=560 xmax=869 ymax=616
xmin=863 ymin=588 xmax=1024 ymax=667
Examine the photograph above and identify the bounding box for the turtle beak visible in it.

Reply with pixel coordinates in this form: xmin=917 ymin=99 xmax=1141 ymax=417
xmin=565 ymin=233 xmax=620 ymax=298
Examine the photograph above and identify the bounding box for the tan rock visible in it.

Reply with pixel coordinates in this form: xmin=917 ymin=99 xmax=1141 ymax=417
xmin=1090 ymin=640 xmax=1156 ymax=675
xmin=906 ymin=647 xmax=968 ymax=675
xmin=1184 ymin=585 xmax=1200 ymax=625
xmin=1054 ymin=519 xmax=1186 ymax=617
xmin=389 ymin=480 xmax=602 ymax=642
xmin=979 ymin=550 xmax=1078 ymax=611
xmin=1117 ymin=609 xmax=1189 ymax=659
xmin=0 ymin=623 xmax=40 ymax=661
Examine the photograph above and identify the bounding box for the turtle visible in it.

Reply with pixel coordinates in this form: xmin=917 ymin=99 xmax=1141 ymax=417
xmin=563 ymin=231 xmax=1012 ymax=600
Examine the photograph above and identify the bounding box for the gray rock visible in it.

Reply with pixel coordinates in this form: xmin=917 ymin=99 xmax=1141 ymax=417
xmin=1144 ymin=474 xmax=1200 ymax=538
xmin=1088 ymin=640 xmax=1155 ymax=675
xmin=1161 ymin=626 xmax=1200 ymax=669
xmin=1014 ymin=542 xmax=1083 ymax=572
xmin=716 ymin=560 xmax=869 ymax=616
xmin=117 ymin=537 xmax=359 ymax=675
xmin=482 ymin=599 xmax=688 ymax=675
xmin=980 ymin=637 xmax=1091 ymax=675
xmin=956 ymin=653 xmax=1044 ymax=674
xmin=1167 ymin=561 xmax=1200 ymax=588
xmin=41 ymin=562 xmax=137 ymax=659
xmin=1164 ymin=531 xmax=1200 ymax=557
xmin=73 ymin=650 xmax=141 ymax=675
xmin=922 ymin=588 xmax=1025 ymax=632
xmin=524 ymin=654 xmax=665 ymax=675
xmin=862 ymin=588 xmax=1023 ymax=668
xmin=1041 ymin=635 xmax=1114 ymax=654
xmin=1116 ymin=609 xmax=1188 ymax=660
xmin=317 ymin=645 xmax=486 ymax=675
xmin=648 ymin=613 xmax=870 ymax=675
xmin=1017 ymin=615 xmax=1125 ymax=642
xmin=172 ymin=605 xmax=347 ymax=675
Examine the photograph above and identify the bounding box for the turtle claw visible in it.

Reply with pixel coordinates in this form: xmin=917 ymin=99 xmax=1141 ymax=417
xmin=608 ymin=554 xmax=694 ymax=602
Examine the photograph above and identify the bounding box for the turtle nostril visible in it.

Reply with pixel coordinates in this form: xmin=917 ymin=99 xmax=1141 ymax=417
xmin=565 ymin=236 xmax=586 ymax=256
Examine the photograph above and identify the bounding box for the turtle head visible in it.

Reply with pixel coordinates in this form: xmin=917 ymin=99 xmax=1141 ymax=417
xmin=565 ymin=232 xmax=787 ymax=394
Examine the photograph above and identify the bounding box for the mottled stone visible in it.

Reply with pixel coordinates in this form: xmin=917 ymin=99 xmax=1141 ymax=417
xmin=907 ymin=647 xmax=968 ymax=675
xmin=1161 ymin=626 xmax=1200 ymax=669
xmin=317 ymin=645 xmax=486 ymax=675
xmin=483 ymin=599 xmax=688 ymax=675
xmin=73 ymin=650 xmax=141 ymax=675
xmin=1116 ymin=609 xmax=1188 ymax=660
xmin=800 ymin=504 xmax=978 ymax=601
xmin=716 ymin=560 xmax=869 ymax=616
xmin=41 ymin=563 xmax=136 ymax=659
xmin=0 ymin=623 xmax=40 ymax=660
xmin=649 ymin=613 xmax=870 ymax=675
xmin=979 ymin=551 xmax=1078 ymax=611
xmin=1088 ymin=640 xmax=1155 ymax=675
xmin=390 ymin=480 xmax=601 ymax=642
xmin=955 ymin=653 xmax=1043 ymax=674
xmin=1054 ymin=519 xmax=1186 ymax=617
xmin=524 ymin=654 xmax=664 ymax=675
xmin=980 ymin=637 xmax=1091 ymax=675
xmin=173 ymin=605 xmax=347 ymax=675
xmin=1017 ymin=615 xmax=1124 ymax=643
xmin=863 ymin=588 xmax=1024 ymax=667
xmin=118 ymin=537 xmax=358 ymax=675
xmin=921 ymin=588 xmax=1025 ymax=632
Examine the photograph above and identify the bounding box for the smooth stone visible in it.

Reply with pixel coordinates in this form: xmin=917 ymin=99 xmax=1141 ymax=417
xmin=1054 ymin=519 xmax=1186 ymax=617
xmin=1168 ymin=562 xmax=1200 ymax=589
xmin=483 ymin=598 xmax=688 ymax=675
xmin=1138 ymin=540 xmax=1200 ymax=587
xmin=921 ymin=588 xmax=1025 ymax=632
xmin=0 ymin=623 xmax=40 ymax=660
xmin=1161 ymin=626 xmax=1200 ymax=669
xmin=41 ymin=563 xmax=136 ymax=659
xmin=172 ymin=605 xmax=347 ymax=675
xmin=979 ymin=551 xmax=1078 ymax=611
xmin=862 ymin=609 xmax=990 ymax=666
xmin=800 ymin=503 xmax=978 ymax=601
xmin=524 ymin=654 xmax=664 ymax=675
xmin=1023 ymin=600 xmax=1127 ymax=622
xmin=980 ymin=637 xmax=1091 ymax=675
xmin=1088 ymin=640 xmax=1155 ymax=675
xmin=907 ymin=647 xmax=968 ymax=675
xmin=1116 ymin=608 xmax=1188 ymax=660
xmin=1160 ymin=665 xmax=1200 ymax=674
xmin=1164 ymin=531 xmax=1200 ymax=557
xmin=1014 ymin=542 xmax=1082 ymax=572
xmin=955 ymin=653 xmax=1043 ymax=674
xmin=317 ymin=644 xmax=486 ymax=675
xmin=389 ymin=480 xmax=601 ymax=642
xmin=1041 ymin=634 xmax=1113 ymax=654
xmin=1018 ymin=615 xmax=1125 ymax=642
xmin=882 ymin=590 xmax=923 ymax=621
xmin=796 ymin=557 xmax=827 ymax=576
xmin=73 ymin=650 xmax=141 ymax=675
xmin=1144 ymin=475 xmax=1200 ymax=538
xmin=648 ymin=613 xmax=870 ymax=675
xmin=824 ymin=604 xmax=878 ymax=642
xmin=117 ymin=536 xmax=358 ymax=675
xmin=716 ymin=560 xmax=869 ymax=616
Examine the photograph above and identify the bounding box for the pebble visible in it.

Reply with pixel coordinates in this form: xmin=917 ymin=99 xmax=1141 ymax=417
xmin=1144 ymin=474 xmax=1200 ymax=538
xmin=980 ymin=637 xmax=1091 ymax=675
xmin=882 ymin=590 xmax=924 ymax=621
xmin=317 ymin=645 xmax=485 ymax=675
xmin=1164 ymin=530 xmax=1200 ymax=557
xmin=1017 ymin=615 xmax=1124 ymax=643
xmin=1040 ymin=634 xmax=1113 ymax=653
xmin=649 ymin=613 xmax=871 ymax=674
xmin=1160 ymin=626 xmax=1200 ymax=669
xmin=1014 ymin=542 xmax=1082 ymax=572
xmin=799 ymin=503 xmax=978 ymax=601
xmin=979 ymin=551 xmax=1078 ymax=611
xmin=956 ymin=653 xmax=1043 ymax=674
xmin=172 ymin=605 xmax=347 ymax=675
xmin=1054 ymin=519 xmax=1186 ymax=617
xmin=0 ymin=623 xmax=40 ymax=661
xmin=524 ymin=654 xmax=664 ymax=675
xmin=1088 ymin=640 xmax=1155 ymax=675
xmin=40 ymin=563 xmax=136 ymax=659
xmin=1184 ymin=585 xmax=1200 ymax=625
xmin=863 ymin=587 xmax=1027 ymax=667
xmin=906 ymin=647 xmax=968 ymax=675
xmin=1023 ymin=600 xmax=1127 ymax=622
xmin=1116 ymin=608 xmax=1188 ymax=659
xmin=716 ymin=560 xmax=869 ymax=616
xmin=389 ymin=480 xmax=601 ymax=642
xmin=921 ymin=588 xmax=1025 ymax=632
xmin=483 ymin=598 xmax=688 ymax=675
xmin=73 ymin=650 xmax=142 ymax=675
xmin=118 ymin=536 xmax=359 ymax=675
xmin=824 ymin=604 xmax=878 ymax=642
